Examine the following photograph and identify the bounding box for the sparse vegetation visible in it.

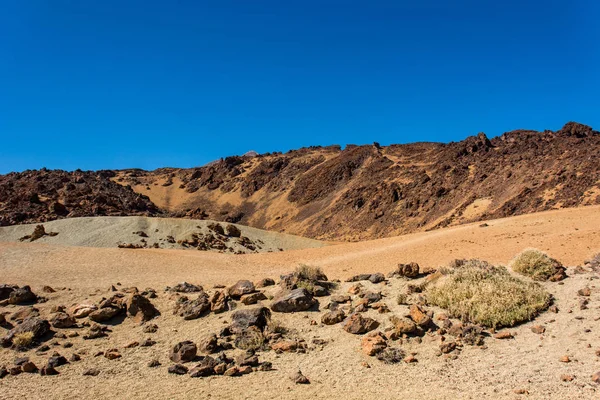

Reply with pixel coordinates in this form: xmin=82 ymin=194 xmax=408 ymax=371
xmin=376 ymin=347 xmax=405 ymax=364
xmin=267 ymin=319 xmax=288 ymax=335
xmin=510 ymin=249 xmax=562 ymax=281
xmin=427 ymin=260 xmax=551 ymax=328
xmin=12 ymin=331 xmax=35 ymax=348
xmin=234 ymin=328 xmax=265 ymax=351
xmin=295 ymin=264 xmax=326 ymax=282
xmin=396 ymin=293 xmax=407 ymax=305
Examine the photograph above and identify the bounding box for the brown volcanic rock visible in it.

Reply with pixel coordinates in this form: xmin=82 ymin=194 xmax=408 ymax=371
xmin=3 ymin=122 xmax=600 ymax=241
xmin=0 ymin=169 xmax=159 ymax=227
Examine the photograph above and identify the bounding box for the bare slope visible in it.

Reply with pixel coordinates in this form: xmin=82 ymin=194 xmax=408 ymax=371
xmin=0 ymin=216 xmax=325 ymax=253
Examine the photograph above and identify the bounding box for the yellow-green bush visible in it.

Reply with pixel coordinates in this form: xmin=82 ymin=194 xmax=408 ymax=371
xmin=427 ymin=260 xmax=551 ymax=328
xmin=510 ymin=249 xmax=562 ymax=281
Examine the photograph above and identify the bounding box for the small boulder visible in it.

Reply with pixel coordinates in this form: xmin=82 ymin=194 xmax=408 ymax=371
xmin=69 ymin=304 xmax=98 ymax=319
xmin=361 ymin=331 xmax=387 ymax=356
xmin=8 ymin=286 xmax=37 ymax=305
xmin=170 ymin=341 xmax=197 ymax=363
xmin=228 ymin=280 xmax=256 ymax=299
xmin=391 ymin=262 xmax=420 ymax=278
xmin=2 ymin=317 xmax=50 ymax=347
xmin=368 ymin=273 xmax=386 ymax=284
xmin=229 ymin=307 xmax=271 ymax=334
xmin=168 ymin=364 xmax=189 ymax=375
xmin=210 ymin=290 xmax=229 ymax=313
xmin=83 ymin=368 xmax=100 ymax=376
xmin=291 ymin=369 xmax=310 ymax=384
xmin=343 ymin=314 xmax=379 ymax=334
xmin=389 ymin=316 xmax=418 ymax=335
xmin=241 ymin=292 xmax=267 ymax=305
xmin=321 ymin=309 xmax=346 ymax=325
xmin=21 ymin=361 xmax=38 ymax=373
xmin=255 ymin=278 xmax=275 ymax=288
xmin=40 ymin=365 xmax=59 ymax=376
xmin=408 ymin=304 xmax=431 ymax=327
xmin=89 ymin=307 xmax=122 ymax=323
xmin=125 ymin=293 xmax=160 ymax=324
xmin=271 ymin=288 xmax=317 ymax=313
xmin=170 ymin=282 xmax=203 ymax=293
xmin=198 ymin=334 xmax=219 ymax=354
xmin=50 ymin=312 xmax=76 ymax=329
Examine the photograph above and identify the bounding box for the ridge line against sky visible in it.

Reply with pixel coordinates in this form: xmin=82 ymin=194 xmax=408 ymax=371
xmin=1 ymin=0 xmax=599 ymax=173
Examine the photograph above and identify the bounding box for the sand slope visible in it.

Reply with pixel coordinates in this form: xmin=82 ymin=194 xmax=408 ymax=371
xmin=0 ymin=216 xmax=326 ymax=253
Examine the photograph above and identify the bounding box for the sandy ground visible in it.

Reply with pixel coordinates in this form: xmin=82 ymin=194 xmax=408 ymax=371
xmin=1 ymin=206 xmax=600 ymax=399
xmin=0 ymin=216 xmax=326 ymax=253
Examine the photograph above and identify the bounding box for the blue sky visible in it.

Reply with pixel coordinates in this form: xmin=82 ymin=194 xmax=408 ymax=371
xmin=1 ymin=0 xmax=599 ymax=173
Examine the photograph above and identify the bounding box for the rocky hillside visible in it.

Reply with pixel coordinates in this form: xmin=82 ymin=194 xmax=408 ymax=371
xmin=2 ymin=122 xmax=599 ymax=240
xmin=0 ymin=170 xmax=159 ymax=227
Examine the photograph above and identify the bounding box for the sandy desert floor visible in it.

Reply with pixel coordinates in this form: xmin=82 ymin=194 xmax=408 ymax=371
xmin=1 ymin=205 xmax=600 ymax=399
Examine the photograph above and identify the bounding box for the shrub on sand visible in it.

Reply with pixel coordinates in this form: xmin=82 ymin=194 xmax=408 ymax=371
xmin=12 ymin=331 xmax=35 ymax=348
xmin=294 ymin=264 xmax=327 ymax=282
xmin=510 ymin=249 xmax=562 ymax=281
xmin=427 ymin=260 xmax=551 ymax=328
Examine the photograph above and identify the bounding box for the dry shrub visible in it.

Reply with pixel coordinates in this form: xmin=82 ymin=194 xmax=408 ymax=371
xmin=295 ymin=264 xmax=326 ymax=282
xmin=376 ymin=347 xmax=405 ymax=364
xmin=427 ymin=260 xmax=551 ymax=328
xmin=12 ymin=331 xmax=34 ymax=348
xmin=267 ymin=320 xmax=288 ymax=335
xmin=510 ymin=249 xmax=562 ymax=281
xmin=295 ymin=280 xmax=315 ymax=293
xmin=234 ymin=328 xmax=265 ymax=351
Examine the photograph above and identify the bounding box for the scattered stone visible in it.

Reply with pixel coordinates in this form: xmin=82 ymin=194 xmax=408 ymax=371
xmin=174 ymin=293 xmax=211 ymax=320
xmin=348 ymin=283 xmax=363 ymax=295
xmin=578 ymin=287 xmax=591 ymax=297
xmin=343 ymin=314 xmax=379 ymax=334
xmin=170 ymin=341 xmax=197 ymax=363
xmin=241 ymin=292 xmax=267 ymax=305
xmin=369 ymin=273 xmax=386 ymax=283
xmin=40 ymin=365 xmax=59 ymax=376
xmin=83 ymin=368 xmax=101 ymax=376
xmin=70 ymin=354 xmax=81 ymax=362
xmin=560 ymin=355 xmax=571 ymax=363
xmin=390 ymin=262 xmax=420 ymax=278
xmin=8 ymin=286 xmax=37 ymax=305
xmin=125 ymin=341 xmax=139 ymax=348
xmin=291 ymin=369 xmax=310 ymax=384
xmin=592 ymin=371 xmax=600 ymax=384
xmin=125 ymin=293 xmax=160 ymax=324
xmin=361 ymin=331 xmax=387 ymax=355
xmin=403 ymin=355 xmax=418 ymax=363
xmin=346 ymin=274 xmax=372 ymax=282
xmin=148 ymin=359 xmax=161 ymax=368
xmin=271 ymin=340 xmax=301 ymax=353
xmin=170 ymin=282 xmax=203 ymax=293
xmin=70 ymin=304 xmax=98 ymax=319
xmin=330 ymin=294 xmax=351 ymax=304
xmin=531 ymin=325 xmax=546 ymax=334
xmin=83 ymin=324 xmax=110 ymax=340
xmin=561 ymin=374 xmax=574 ymax=382
xmin=409 ymin=304 xmax=431 ymax=327
xmin=271 ymin=288 xmax=317 ymax=312
xmin=141 ymin=338 xmax=156 ymax=347
xmin=256 ymin=278 xmax=275 ymax=288
xmin=21 ymin=361 xmax=38 ymax=373
xmin=168 ymin=364 xmax=189 ymax=375
xmin=50 ymin=312 xmax=76 ymax=329
xmin=321 ymin=309 xmax=346 ymax=325
xmin=210 ymin=290 xmax=229 ymax=313
xmin=229 ymin=307 xmax=271 ymax=333
xmin=228 ymin=280 xmax=256 ymax=299
xmin=389 ymin=316 xmax=418 ymax=335
xmin=48 ymin=353 xmax=68 ymax=368
xmin=9 ymin=366 xmax=22 ymax=375
xmin=494 ymin=331 xmax=513 ymax=340
xmin=42 ymin=286 xmax=55 ymax=293
xmin=198 ymin=334 xmax=219 ymax=354
xmin=440 ymin=342 xmax=457 ymax=354
xmin=89 ymin=307 xmax=122 ymax=323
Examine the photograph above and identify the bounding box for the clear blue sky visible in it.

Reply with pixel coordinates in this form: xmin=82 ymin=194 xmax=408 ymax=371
xmin=1 ymin=1 xmax=599 ymax=173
